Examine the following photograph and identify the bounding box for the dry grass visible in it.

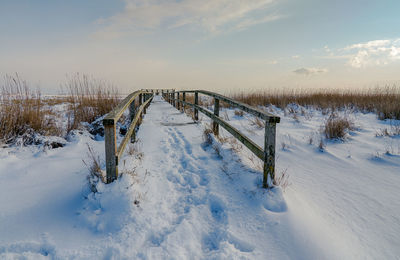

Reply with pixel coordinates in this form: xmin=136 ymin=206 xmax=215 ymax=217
xmin=231 ymin=86 xmax=400 ymax=120
xmin=234 ymin=110 xmax=244 ymax=117
xmin=202 ymin=124 xmax=213 ymax=146
xmin=63 ymin=73 xmax=120 ymax=132
xmin=376 ymin=123 xmax=400 ymax=137
xmin=0 ymin=74 xmax=62 ymax=143
xmin=323 ymin=113 xmax=354 ymax=139
xmin=83 ymin=143 xmax=105 ymax=193
xmin=0 ymin=73 xmax=121 ymax=144
xmin=274 ymin=169 xmax=290 ymax=191
xmin=249 ymin=116 xmax=265 ymax=129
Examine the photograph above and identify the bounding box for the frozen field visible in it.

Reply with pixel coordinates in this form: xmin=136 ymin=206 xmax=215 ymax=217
xmin=0 ymin=95 xmax=399 ymax=259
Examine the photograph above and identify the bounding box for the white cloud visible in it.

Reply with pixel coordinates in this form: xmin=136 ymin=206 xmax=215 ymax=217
xmin=96 ymin=0 xmax=281 ymax=36
xmin=292 ymin=55 xmax=300 ymax=59
xmin=293 ymin=67 xmax=328 ymax=76
xmin=342 ymin=39 xmax=400 ymax=68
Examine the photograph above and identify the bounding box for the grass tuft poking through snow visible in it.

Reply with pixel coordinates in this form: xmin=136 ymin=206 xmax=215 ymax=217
xmin=202 ymin=124 xmax=214 ymax=146
xmin=323 ymin=113 xmax=355 ymax=139
xmin=83 ymin=143 xmax=105 ymax=193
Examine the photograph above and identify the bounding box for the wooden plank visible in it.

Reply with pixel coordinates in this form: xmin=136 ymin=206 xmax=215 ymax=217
xmin=180 ymin=100 xmax=264 ymax=160
xmin=176 ymin=90 xmax=280 ymax=123
xmin=103 ymin=90 xmax=151 ymax=125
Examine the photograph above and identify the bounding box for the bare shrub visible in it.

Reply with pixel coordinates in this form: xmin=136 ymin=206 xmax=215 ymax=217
xmin=222 ymin=110 xmax=230 ymax=121
xmin=319 ymin=138 xmax=325 ymax=151
xmin=324 ymin=114 xmax=354 ymax=139
xmin=274 ymin=169 xmax=290 ymax=191
xmin=213 ymin=144 xmax=223 ymax=158
xmin=0 ymin=74 xmax=61 ymax=143
xmin=249 ymin=116 xmax=265 ymax=129
xmin=203 ymin=124 xmax=213 ymax=146
xmin=82 ymin=143 xmax=105 ymax=193
xmin=234 ymin=110 xmax=244 ymax=117
xmin=184 ymin=107 xmax=195 ymax=120
xmin=63 ymin=73 xmax=120 ymax=132
xmin=376 ymin=122 xmax=400 ymax=137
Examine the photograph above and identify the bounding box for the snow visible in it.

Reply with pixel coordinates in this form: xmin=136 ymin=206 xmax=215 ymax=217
xmin=0 ymin=95 xmax=399 ymax=259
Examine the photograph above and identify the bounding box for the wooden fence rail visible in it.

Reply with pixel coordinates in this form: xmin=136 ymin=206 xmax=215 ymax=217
xmin=162 ymin=90 xmax=280 ymax=188
xmin=103 ymin=90 xmax=155 ymax=183
xmin=103 ymin=89 xmax=280 ymax=188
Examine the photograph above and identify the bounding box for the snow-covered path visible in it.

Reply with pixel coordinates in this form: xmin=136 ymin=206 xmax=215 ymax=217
xmin=96 ymin=96 xmax=346 ymax=259
xmin=1 ymin=95 xmax=399 ymax=259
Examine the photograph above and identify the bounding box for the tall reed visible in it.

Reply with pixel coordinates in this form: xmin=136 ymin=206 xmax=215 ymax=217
xmin=63 ymin=73 xmax=120 ymax=132
xmin=230 ymin=86 xmax=400 ymax=119
xmin=0 ymin=74 xmax=59 ymax=142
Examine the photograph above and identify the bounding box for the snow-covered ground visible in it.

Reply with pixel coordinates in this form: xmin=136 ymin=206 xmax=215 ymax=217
xmin=0 ymin=95 xmax=399 ymax=259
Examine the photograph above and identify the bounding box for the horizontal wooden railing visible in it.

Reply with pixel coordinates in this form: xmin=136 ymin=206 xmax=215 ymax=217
xmin=103 ymin=88 xmax=280 ymax=188
xmin=103 ymin=90 xmax=155 ymax=183
xmin=162 ymin=90 xmax=280 ymax=188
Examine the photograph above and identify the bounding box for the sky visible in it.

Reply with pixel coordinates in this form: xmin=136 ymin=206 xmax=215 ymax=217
xmin=1 ymin=0 xmax=400 ymax=93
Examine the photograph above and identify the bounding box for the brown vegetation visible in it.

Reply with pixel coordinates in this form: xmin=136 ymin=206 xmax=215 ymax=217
xmin=63 ymin=73 xmax=120 ymax=132
xmin=323 ymin=113 xmax=355 ymax=139
xmin=230 ymin=87 xmax=400 ymax=120
xmin=0 ymin=74 xmax=61 ymax=143
xmin=83 ymin=143 xmax=105 ymax=193
xmin=0 ymin=73 xmax=120 ymax=144
xmin=202 ymin=124 xmax=213 ymax=146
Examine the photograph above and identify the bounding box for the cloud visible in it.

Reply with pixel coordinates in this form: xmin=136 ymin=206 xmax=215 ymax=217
xmin=342 ymin=39 xmax=400 ymax=68
xmin=292 ymin=55 xmax=300 ymax=59
xmin=293 ymin=67 xmax=328 ymax=76
xmin=96 ymin=0 xmax=281 ymax=36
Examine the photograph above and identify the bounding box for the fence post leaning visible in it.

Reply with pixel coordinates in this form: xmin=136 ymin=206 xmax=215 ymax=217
xmin=177 ymin=92 xmax=181 ymax=110
xmin=213 ymin=98 xmax=219 ymax=136
xmin=104 ymin=120 xmax=118 ymax=183
xmin=263 ymin=122 xmax=276 ymax=188
xmin=194 ymin=91 xmax=199 ymax=121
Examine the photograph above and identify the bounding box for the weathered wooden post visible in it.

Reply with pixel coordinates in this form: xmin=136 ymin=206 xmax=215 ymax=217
xmin=143 ymin=94 xmax=147 ymax=114
xmin=173 ymin=90 xmax=176 ymax=108
xmin=263 ymin=122 xmax=276 ymax=188
xmin=182 ymin=92 xmax=186 ymax=112
xmin=129 ymin=99 xmax=136 ymax=143
xmin=177 ymin=92 xmax=181 ymax=110
xmin=213 ymin=98 xmax=219 ymax=136
xmin=194 ymin=91 xmax=199 ymax=121
xmin=103 ymin=119 xmax=117 ymax=183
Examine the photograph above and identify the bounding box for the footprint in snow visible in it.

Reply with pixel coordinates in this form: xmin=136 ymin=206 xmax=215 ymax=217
xmin=208 ymin=195 xmax=228 ymax=224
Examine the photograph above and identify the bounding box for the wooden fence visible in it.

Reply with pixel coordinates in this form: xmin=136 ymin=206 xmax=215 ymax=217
xmin=102 ymin=90 xmax=155 ymax=183
xmin=103 ymin=89 xmax=280 ymax=188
